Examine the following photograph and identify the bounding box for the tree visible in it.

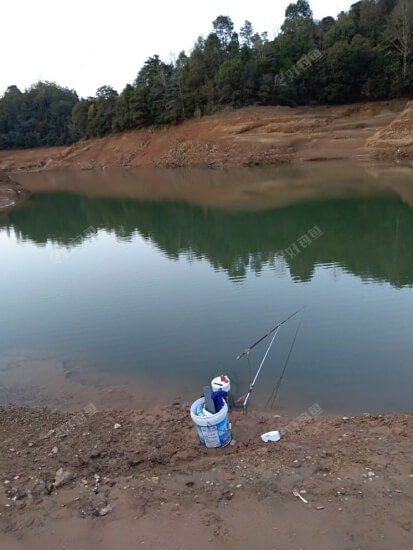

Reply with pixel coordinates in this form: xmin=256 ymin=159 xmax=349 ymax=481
xmin=112 ymin=85 xmax=136 ymax=131
xmin=168 ymin=51 xmax=188 ymax=120
xmin=93 ymin=86 xmax=118 ymax=136
xmin=72 ymin=100 xmax=91 ymax=136
xmin=251 ymin=31 xmax=269 ymax=61
xmin=386 ymin=0 xmax=413 ymax=82
xmin=204 ymin=33 xmax=223 ymax=77
xmin=183 ymin=37 xmax=208 ymax=116
xmin=324 ymin=11 xmax=358 ymax=48
xmin=3 ymin=85 xmax=21 ymax=96
xmin=240 ymin=20 xmax=254 ymax=47
xmin=285 ymin=0 xmax=313 ymax=20
xmin=215 ymin=58 xmax=243 ymax=104
xmin=281 ymin=0 xmax=316 ymax=62
xmin=133 ymin=55 xmax=186 ymax=125
xmin=212 ymin=16 xmax=235 ymax=50
xmin=96 ymin=85 xmax=118 ymax=101
xmin=324 ymin=41 xmax=356 ymax=102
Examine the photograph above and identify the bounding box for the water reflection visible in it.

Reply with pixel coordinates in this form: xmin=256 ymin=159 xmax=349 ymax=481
xmin=1 ymin=191 xmax=413 ymax=287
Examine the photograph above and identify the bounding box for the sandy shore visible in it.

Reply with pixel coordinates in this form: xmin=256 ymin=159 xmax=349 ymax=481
xmin=0 ymin=100 xmax=411 ymax=173
xmin=1 ymin=404 xmax=412 ymax=550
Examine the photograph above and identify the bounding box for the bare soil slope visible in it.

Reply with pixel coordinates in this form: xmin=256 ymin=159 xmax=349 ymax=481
xmin=368 ymin=100 xmax=413 ymax=160
xmin=1 ymin=405 xmax=412 ymax=550
xmin=0 ymin=101 xmax=407 ymax=172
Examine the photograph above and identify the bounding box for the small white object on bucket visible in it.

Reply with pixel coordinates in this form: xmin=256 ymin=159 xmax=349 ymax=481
xmin=211 ymin=375 xmax=231 ymax=394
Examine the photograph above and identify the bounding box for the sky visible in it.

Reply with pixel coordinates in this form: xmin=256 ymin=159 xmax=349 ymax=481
xmin=1 ymin=0 xmax=355 ymax=98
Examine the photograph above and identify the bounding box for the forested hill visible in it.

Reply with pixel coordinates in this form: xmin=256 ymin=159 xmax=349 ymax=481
xmin=1 ymin=0 xmax=412 ymax=150
xmin=0 ymin=83 xmax=79 ymax=149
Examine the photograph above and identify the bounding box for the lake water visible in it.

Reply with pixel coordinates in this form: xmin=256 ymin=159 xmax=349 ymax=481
xmin=1 ymin=162 xmax=413 ymax=414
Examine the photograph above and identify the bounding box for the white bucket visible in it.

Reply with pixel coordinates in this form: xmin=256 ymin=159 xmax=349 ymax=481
xmin=190 ymin=397 xmax=232 ymax=448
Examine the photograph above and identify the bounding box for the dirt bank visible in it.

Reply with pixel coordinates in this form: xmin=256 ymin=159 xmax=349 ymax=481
xmin=0 ymin=172 xmax=30 ymax=212
xmin=368 ymin=100 xmax=413 ymax=161
xmin=1 ymin=405 xmax=412 ymax=550
xmin=0 ymin=100 xmax=408 ymax=172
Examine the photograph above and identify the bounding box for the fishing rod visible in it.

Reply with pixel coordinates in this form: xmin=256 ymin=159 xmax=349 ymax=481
xmin=242 ymin=326 xmax=281 ymax=412
xmin=236 ymin=307 xmax=304 ymax=361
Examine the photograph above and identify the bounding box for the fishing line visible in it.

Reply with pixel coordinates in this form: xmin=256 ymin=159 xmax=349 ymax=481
xmin=247 ymin=352 xmax=252 ymax=385
xmin=265 ymin=307 xmax=306 ymax=411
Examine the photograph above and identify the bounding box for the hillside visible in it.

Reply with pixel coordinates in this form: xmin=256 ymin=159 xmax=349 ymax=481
xmin=0 ymin=101 xmax=409 ymax=172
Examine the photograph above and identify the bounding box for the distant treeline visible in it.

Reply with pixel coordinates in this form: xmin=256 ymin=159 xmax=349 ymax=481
xmin=0 ymin=83 xmax=79 ymax=149
xmin=1 ymin=0 xmax=412 ymax=149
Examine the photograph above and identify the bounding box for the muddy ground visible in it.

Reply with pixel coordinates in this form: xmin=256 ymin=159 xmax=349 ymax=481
xmin=0 ymin=172 xmax=30 ymax=212
xmin=0 ymin=404 xmax=412 ymax=550
xmin=0 ymin=100 xmax=411 ymax=172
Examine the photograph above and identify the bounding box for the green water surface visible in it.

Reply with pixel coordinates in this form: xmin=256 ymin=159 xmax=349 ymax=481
xmin=1 ymin=163 xmax=413 ymax=413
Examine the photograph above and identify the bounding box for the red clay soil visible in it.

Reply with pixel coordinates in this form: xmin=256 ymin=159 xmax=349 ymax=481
xmin=0 ymin=405 xmax=412 ymax=550
xmin=0 ymin=100 xmax=409 ymax=172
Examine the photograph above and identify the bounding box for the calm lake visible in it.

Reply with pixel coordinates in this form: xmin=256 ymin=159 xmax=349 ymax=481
xmin=1 ymin=161 xmax=413 ymax=414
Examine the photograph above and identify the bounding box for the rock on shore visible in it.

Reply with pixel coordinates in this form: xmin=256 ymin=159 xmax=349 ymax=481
xmin=0 ymin=172 xmax=30 ymax=211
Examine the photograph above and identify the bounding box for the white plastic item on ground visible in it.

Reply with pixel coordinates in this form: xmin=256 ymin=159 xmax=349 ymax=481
xmin=190 ymin=397 xmax=232 ymax=448
xmin=261 ymin=430 xmax=281 ymax=443
xmin=211 ymin=375 xmax=231 ymax=394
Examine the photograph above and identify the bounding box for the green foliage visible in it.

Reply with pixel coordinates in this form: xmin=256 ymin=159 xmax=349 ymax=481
xmin=1 ymin=0 xmax=413 ymax=149
xmin=72 ymin=100 xmax=91 ymax=136
xmin=0 ymin=82 xmax=79 ymax=149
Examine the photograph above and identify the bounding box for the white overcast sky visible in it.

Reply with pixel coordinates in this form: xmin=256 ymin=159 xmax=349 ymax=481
xmin=1 ymin=0 xmax=354 ymax=98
